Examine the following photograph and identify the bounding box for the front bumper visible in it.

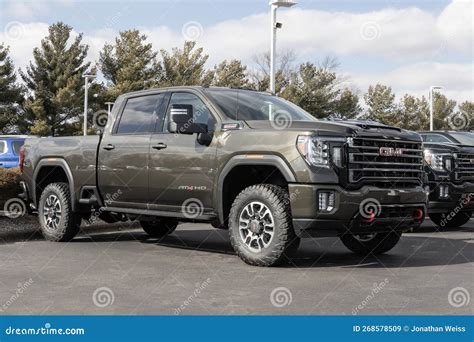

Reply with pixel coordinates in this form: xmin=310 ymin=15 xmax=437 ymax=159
xmin=427 ymin=181 xmax=474 ymax=214
xmin=289 ymin=184 xmax=427 ymax=237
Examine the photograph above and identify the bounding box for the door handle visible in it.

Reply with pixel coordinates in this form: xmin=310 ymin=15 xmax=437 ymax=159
xmin=103 ymin=144 xmax=115 ymax=151
xmin=152 ymin=143 xmax=167 ymax=150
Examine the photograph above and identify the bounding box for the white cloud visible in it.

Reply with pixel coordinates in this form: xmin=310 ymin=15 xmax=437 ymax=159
xmin=348 ymin=62 xmax=474 ymax=103
xmin=2 ymin=0 xmax=74 ymax=19
xmin=0 ymin=0 xmax=472 ymax=103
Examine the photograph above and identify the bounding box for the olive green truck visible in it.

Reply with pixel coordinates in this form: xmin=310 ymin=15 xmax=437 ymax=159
xmin=20 ymin=87 xmax=427 ymax=266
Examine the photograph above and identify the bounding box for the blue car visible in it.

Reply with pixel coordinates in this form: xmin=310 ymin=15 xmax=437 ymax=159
xmin=0 ymin=135 xmax=28 ymax=169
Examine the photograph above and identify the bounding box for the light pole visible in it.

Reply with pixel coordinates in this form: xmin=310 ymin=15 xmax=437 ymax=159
xmin=269 ymin=0 xmax=296 ymax=95
xmin=429 ymin=86 xmax=443 ymax=131
xmin=83 ymin=74 xmax=96 ymax=136
xmin=105 ymin=102 xmax=114 ymax=116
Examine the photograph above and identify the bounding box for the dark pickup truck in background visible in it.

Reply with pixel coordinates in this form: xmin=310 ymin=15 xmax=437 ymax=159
xmin=20 ymin=87 xmax=427 ymax=266
xmin=420 ymin=131 xmax=474 ymax=228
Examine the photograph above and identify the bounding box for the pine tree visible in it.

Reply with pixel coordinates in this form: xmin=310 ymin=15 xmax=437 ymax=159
xmin=0 ymin=44 xmax=24 ymax=134
xmin=432 ymin=93 xmax=456 ymax=130
xmin=333 ymin=88 xmax=361 ymax=120
xmin=364 ymin=84 xmax=397 ymax=125
xmin=99 ymin=29 xmax=161 ymax=100
xmin=20 ymin=22 xmax=91 ymax=136
xmin=397 ymin=94 xmax=429 ymax=131
xmin=159 ymin=41 xmax=214 ymax=87
xmin=211 ymin=60 xmax=250 ymax=88
xmin=457 ymin=101 xmax=473 ymax=131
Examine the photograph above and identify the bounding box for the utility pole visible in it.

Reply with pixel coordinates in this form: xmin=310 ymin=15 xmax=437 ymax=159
xmin=83 ymin=74 xmax=96 ymax=136
xmin=429 ymin=86 xmax=443 ymax=131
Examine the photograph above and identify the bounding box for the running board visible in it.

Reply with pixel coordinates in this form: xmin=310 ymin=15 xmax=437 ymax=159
xmin=102 ymin=206 xmax=217 ymax=221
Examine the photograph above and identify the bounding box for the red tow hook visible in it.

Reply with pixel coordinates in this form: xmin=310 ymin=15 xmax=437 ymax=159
xmin=362 ymin=212 xmax=376 ymax=224
xmin=413 ymin=208 xmax=424 ymax=221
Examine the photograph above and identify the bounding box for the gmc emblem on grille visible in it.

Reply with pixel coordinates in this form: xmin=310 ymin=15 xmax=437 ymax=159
xmin=379 ymin=147 xmax=405 ymax=157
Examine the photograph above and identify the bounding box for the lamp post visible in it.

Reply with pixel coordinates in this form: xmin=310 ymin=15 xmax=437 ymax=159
xmin=429 ymin=86 xmax=443 ymax=131
xmin=269 ymin=0 xmax=296 ymax=95
xmin=83 ymin=74 xmax=96 ymax=136
xmin=105 ymin=102 xmax=114 ymax=116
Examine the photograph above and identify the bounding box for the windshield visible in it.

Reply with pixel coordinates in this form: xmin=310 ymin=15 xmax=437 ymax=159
xmin=450 ymin=132 xmax=474 ymax=146
xmin=205 ymin=89 xmax=316 ymax=123
xmin=0 ymin=141 xmax=5 ymax=154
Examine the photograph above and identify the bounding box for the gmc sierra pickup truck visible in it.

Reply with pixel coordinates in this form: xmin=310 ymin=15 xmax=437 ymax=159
xmin=20 ymin=87 xmax=427 ymax=266
xmin=420 ymin=131 xmax=474 ymax=228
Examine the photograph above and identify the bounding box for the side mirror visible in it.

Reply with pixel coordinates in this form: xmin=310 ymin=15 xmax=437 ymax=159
xmin=168 ymin=104 xmax=208 ymax=134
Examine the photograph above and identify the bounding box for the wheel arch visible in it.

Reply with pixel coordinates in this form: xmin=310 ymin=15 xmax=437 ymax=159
xmin=33 ymin=159 xmax=77 ymax=211
xmin=216 ymin=154 xmax=296 ymax=226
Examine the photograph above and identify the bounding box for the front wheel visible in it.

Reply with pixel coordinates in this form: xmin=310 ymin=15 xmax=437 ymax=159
xmin=140 ymin=218 xmax=178 ymax=239
xmin=340 ymin=232 xmax=401 ymax=255
xmin=229 ymin=184 xmax=298 ymax=267
xmin=38 ymin=182 xmax=82 ymax=242
xmin=429 ymin=212 xmax=471 ymax=228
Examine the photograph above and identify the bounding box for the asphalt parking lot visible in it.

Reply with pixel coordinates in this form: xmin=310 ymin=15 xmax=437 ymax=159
xmin=0 ymin=216 xmax=472 ymax=315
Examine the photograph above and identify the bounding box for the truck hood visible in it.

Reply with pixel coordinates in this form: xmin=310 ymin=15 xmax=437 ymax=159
xmin=423 ymin=142 xmax=474 ymax=153
xmin=245 ymin=120 xmax=422 ymax=141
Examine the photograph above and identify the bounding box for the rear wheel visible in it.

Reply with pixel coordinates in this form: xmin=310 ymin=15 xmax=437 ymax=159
xmin=140 ymin=218 xmax=178 ymax=239
xmin=38 ymin=182 xmax=82 ymax=242
xmin=429 ymin=212 xmax=471 ymax=228
xmin=229 ymin=184 xmax=297 ymax=267
xmin=340 ymin=232 xmax=401 ymax=255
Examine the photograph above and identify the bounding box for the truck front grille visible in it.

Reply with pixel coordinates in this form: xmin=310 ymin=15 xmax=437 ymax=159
xmin=454 ymin=152 xmax=474 ymax=182
xmin=347 ymin=137 xmax=424 ymax=188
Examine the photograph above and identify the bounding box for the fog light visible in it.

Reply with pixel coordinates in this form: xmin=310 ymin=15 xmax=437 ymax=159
xmin=439 ymin=185 xmax=449 ymax=199
xmin=318 ymin=191 xmax=335 ymax=212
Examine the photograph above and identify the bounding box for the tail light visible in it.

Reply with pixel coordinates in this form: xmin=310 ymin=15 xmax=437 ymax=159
xmin=19 ymin=145 xmax=25 ymax=173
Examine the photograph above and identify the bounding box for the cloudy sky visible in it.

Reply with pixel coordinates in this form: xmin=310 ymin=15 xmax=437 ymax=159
xmin=0 ymin=0 xmax=472 ymax=104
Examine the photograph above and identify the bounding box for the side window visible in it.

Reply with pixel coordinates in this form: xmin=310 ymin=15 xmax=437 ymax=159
xmin=11 ymin=141 xmax=24 ymax=155
xmin=422 ymin=134 xmax=450 ymax=143
xmin=164 ymin=92 xmax=215 ymax=132
xmin=116 ymin=94 xmax=163 ymax=135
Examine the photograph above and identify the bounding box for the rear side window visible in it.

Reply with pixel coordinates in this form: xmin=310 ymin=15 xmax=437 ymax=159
xmin=116 ymin=94 xmax=164 ymax=134
xmin=11 ymin=141 xmax=24 ymax=155
xmin=0 ymin=141 xmax=5 ymax=154
xmin=421 ymin=134 xmax=451 ymax=143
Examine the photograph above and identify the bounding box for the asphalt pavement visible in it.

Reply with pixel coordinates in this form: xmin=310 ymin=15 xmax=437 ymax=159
xmin=0 ymin=216 xmax=472 ymax=315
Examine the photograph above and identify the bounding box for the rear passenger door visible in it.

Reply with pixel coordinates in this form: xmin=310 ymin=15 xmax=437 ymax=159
xmin=98 ymin=93 xmax=166 ymax=209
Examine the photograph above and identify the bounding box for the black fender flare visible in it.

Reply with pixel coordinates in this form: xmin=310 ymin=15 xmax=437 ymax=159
xmin=216 ymin=154 xmax=296 ymax=224
xmin=32 ymin=158 xmax=77 ymax=211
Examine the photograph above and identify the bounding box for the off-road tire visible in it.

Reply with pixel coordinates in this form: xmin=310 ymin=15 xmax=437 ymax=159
xmin=229 ymin=184 xmax=297 ymax=267
xmin=429 ymin=212 xmax=472 ymax=228
xmin=340 ymin=232 xmax=401 ymax=255
xmin=38 ymin=182 xmax=82 ymax=242
xmin=140 ymin=218 xmax=178 ymax=239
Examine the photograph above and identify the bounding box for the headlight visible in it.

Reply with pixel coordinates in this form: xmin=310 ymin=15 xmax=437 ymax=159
xmin=297 ymin=136 xmax=344 ymax=167
xmin=424 ymin=150 xmax=452 ymax=172
xmin=297 ymin=136 xmax=329 ymax=167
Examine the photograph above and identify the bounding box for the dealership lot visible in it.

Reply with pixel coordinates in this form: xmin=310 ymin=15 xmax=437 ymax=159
xmin=0 ymin=217 xmax=472 ymax=315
